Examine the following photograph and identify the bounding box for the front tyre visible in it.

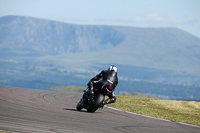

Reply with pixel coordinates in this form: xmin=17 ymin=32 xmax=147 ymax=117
xmin=87 ymin=94 xmax=105 ymax=113
xmin=76 ymin=100 xmax=83 ymax=111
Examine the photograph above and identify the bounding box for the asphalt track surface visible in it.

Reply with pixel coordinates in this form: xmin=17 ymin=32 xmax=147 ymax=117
xmin=0 ymin=86 xmax=199 ymax=133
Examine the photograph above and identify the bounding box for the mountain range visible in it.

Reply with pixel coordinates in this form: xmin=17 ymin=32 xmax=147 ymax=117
xmin=0 ymin=15 xmax=200 ymax=100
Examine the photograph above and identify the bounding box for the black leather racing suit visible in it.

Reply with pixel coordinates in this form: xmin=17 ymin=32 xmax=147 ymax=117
xmin=88 ymin=70 xmax=118 ymax=105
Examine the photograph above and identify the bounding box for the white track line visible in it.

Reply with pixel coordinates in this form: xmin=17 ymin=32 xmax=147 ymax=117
xmin=105 ymin=105 xmax=200 ymax=128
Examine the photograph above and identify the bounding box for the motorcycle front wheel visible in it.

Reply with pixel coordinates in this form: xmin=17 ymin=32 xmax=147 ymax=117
xmin=76 ymin=99 xmax=83 ymax=111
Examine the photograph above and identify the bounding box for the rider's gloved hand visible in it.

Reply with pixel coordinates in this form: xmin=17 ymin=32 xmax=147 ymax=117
xmin=89 ymin=89 xmax=94 ymax=94
xmin=87 ymin=81 xmax=92 ymax=86
xmin=87 ymin=82 xmax=90 ymax=86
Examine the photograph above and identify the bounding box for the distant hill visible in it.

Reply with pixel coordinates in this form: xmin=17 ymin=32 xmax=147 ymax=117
xmin=0 ymin=15 xmax=200 ymax=100
xmin=0 ymin=15 xmax=125 ymax=54
xmin=1 ymin=15 xmax=200 ymax=74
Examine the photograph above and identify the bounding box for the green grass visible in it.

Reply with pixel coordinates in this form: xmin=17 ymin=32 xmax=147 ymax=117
xmin=49 ymin=86 xmax=200 ymax=126
xmin=49 ymin=86 xmax=85 ymax=93
xmin=109 ymin=96 xmax=200 ymax=126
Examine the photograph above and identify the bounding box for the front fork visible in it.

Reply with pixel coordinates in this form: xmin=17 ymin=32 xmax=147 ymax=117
xmin=82 ymin=90 xmax=95 ymax=107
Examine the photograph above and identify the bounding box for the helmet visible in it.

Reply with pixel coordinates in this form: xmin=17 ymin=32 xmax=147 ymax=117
xmin=108 ymin=65 xmax=117 ymax=72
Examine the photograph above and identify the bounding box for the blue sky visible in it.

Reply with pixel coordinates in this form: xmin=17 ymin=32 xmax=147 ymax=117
xmin=0 ymin=0 xmax=200 ymax=37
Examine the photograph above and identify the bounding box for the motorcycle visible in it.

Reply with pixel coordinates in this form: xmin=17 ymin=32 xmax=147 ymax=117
xmin=76 ymin=84 xmax=114 ymax=112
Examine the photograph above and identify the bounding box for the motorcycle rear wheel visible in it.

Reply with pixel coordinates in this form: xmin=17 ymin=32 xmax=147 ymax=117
xmin=87 ymin=94 xmax=104 ymax=113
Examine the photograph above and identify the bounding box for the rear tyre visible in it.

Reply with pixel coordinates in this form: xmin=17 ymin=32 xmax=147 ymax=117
xmin=87 ymin=94 xmax=104 ymax=113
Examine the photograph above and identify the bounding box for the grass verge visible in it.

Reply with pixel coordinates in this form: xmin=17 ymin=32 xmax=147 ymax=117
xmin=49 ymin=86 xmax=85 ymax=93
xmin=109 ymin=96 xmax=200 ymax=126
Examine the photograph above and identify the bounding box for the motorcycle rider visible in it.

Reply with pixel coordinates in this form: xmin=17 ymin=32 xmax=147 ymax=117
xmin=81 ymin=65 xmax=118 ymax=108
